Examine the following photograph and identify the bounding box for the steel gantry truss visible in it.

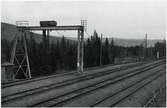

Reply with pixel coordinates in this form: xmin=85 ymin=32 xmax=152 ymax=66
xmin=16 ymin=25 xmax=84 ymax=77
xmin=10 ymin=31 xmax=31 ymax=79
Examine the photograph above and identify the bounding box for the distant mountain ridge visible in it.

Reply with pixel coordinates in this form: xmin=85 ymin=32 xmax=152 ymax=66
xmin=1 ymin=22 xmax=163 ymax=47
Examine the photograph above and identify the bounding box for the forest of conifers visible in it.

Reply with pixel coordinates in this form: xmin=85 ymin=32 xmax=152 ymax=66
xmin=1 ymin=30 xmax=166 ymax=77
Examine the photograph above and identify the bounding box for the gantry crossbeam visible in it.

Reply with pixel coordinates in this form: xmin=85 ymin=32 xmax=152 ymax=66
xmin=17 ymin=25 xmax=83 ymax=31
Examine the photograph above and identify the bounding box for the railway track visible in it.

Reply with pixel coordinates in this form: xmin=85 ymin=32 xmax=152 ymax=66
xmin=2 ymin=61 xmax=147 ymax=98
xmin=93 ymin=69 xmax=165 ymax=107
xmin=60 ymin=70 xmax=165 ymax=107
xmin=2 ymin=61 xmax=141 ymax=87
xmin=2 ymin=59 xmax=165 ymax=107
xmin=35 ymin=62 xmax=165 ymax=107
xmin=2 ymin=59 xmax=158 ymax=88
xmin=2 ymin=61 xmax=145 ymax=96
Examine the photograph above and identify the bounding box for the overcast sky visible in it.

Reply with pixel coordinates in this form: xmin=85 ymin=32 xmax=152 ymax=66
xmin=1 ymin=1 xmax=166 ymax=39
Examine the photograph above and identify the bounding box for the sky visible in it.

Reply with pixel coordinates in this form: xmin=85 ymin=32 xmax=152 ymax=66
xmin=1 ymin=1 xmax=166 ymax=39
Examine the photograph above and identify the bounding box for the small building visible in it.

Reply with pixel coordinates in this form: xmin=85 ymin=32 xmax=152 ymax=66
xmin=1 ymin=62 xmax=14 ymax=82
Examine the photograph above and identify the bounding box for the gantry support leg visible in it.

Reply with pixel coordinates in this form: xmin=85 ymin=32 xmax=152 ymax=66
xmin=23 ymin=32 xmax=31 ymax=78
xmin=80 ymin=29 xmax=84 ymax=73
xmin=77 ymin=29 xmax=84 ymax=73
xmin=46 ymin=30 xmax=50 ymax=49
xmin=10 ymin=31 xmax=31 ymax=79
xmin=77 ymin=30 xmax=81 ymax=73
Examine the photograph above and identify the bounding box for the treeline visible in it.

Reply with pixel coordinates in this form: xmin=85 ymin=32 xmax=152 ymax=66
xmin=1 ymin=30 xmax=166 ymax=77
xmin=27 ymin=33 xmax=77 ymax=76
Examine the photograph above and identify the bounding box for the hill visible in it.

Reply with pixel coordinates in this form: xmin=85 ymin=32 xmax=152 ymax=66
xmin=109 ymin=38 xmax=163 ymax=47
xmin=1 ymin=22 xmax=62 ymax=43
xmin=1 ymin=22 xmax=163 ymax=47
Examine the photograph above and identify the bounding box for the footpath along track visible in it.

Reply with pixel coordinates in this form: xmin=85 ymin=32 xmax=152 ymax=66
xmin=2 ymin=59 xmax=165 ymax=107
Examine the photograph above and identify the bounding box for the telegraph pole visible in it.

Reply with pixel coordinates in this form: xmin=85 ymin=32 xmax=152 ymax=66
xmin=145 ymin=33 xmax=147 ymax=49
xmin=100 ymin=34 xmax=103 ymax=66
xmin=144 ymin=33 xmax=148 ymax=59
xmin=111 ymin=37 xmax=115 ymax=63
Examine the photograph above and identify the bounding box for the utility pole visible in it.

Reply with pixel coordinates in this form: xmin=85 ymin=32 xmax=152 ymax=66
xmin=150 ymin=46 xmax=152 ymax=58
xmin=100 ymin=34 xmax=103 ymax=66
xmin=145 ymin=33 xmax=147 ymax=48
xmin=111 ymin=37 xmax=115 ymax=63
xmin=144 ymin=33 xmax=148 ymax=59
